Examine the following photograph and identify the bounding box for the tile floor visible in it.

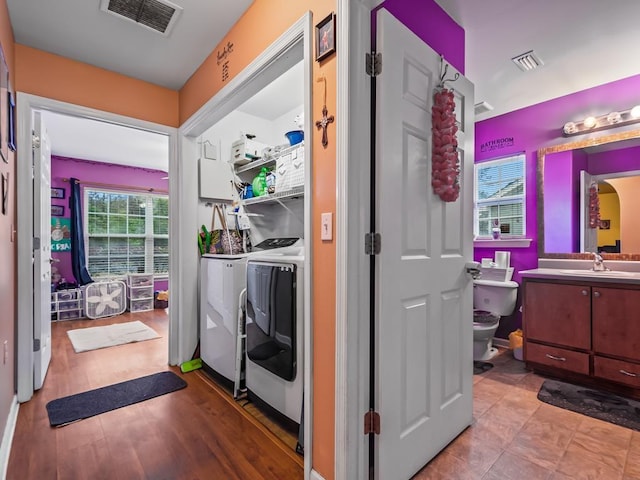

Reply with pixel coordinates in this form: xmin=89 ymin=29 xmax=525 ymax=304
xmin=413 ymin=348 xmax=640 ymax=480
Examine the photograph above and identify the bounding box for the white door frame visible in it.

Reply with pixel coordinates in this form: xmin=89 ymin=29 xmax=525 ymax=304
xmin=16 ymin=93 xmax=179 ymax=402
xmin=177 ymin=13 xmax=315 ymax=479
xmin=334 ymin=1 xmax=372 ymax=479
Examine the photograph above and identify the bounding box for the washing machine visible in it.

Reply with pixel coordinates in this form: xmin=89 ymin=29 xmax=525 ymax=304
xmin=200 ymin=238 xmax=303 ymax=398
xmin=245 ymin=252 xmax=305 ymax=425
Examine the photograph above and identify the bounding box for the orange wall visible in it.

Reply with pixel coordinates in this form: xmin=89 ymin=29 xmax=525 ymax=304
xmin=607 ymin=177 xmax=640 ymax=252
xmin=0 ymin=0 xmax=16 ymax=443
xmin=180 ymin=1 xmax=337 ymax=477
xmin=8 ymin=1 xmax=337 ymax=476
xmin=15 ymin=45 xmax=179 ymax=127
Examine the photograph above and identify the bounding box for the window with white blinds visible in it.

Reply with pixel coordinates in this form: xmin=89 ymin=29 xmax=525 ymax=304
xmin=84 ymin=189 xmax=169 ymax=278
xmin=474 ymin=154 xmax=526 ymax=238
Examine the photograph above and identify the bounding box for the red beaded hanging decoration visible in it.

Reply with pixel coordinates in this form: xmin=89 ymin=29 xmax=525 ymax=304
xmin=431 ymin=87 xmax=460 ymax=202
xmin=588 ymin=183 xmax=600 ymax=228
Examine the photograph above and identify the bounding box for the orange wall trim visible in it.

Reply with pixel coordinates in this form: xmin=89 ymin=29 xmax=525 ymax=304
xmin=179 ymin=1 xmax=337 ymax=477
xmin=15 ymin=44 xmax=179 ymax=127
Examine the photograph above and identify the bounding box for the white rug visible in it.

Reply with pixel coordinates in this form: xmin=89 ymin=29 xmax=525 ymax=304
xmin=67 ymin=321 xmax=160 ymax=353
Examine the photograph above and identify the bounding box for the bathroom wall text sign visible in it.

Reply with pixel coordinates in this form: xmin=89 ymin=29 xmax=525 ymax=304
xmin=481 ymin=137 xmax=514 ymax=152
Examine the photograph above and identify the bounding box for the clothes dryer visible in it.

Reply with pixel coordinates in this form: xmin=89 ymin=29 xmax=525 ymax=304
xmin=245 ymin=253 xmax=305 ymax=425
xmin=200 ymin=238 xmax=302 ymax=398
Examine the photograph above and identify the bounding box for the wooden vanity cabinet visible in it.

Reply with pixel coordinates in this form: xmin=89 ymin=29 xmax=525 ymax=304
xmin=524 ymin=282 xmax=591 ymax=349
xmin=592 ymin=286 xmax=640 ymax=360
xmin=523 ymin=277 xmax=640 ymax=396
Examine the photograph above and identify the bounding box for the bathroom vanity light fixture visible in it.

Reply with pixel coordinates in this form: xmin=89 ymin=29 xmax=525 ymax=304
xmin=563 ymin=105 xmax=640 ymax=136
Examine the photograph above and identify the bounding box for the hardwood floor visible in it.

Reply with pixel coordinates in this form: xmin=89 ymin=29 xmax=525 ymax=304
xmin=11 ymin=311 xmax=640 ymax=479
xmin=7 ymin=310 xmax=303 ymax=480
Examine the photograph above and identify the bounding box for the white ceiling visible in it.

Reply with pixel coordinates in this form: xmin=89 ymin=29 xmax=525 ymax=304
xmin=40 ymin=111 xmax=170 ymax=172
xmin=9 ymin=1 xmax=640 ymax=170
xmin=434 ymin=0 xmax=640 ymax=121
xmin=237 ymin=61 xmax=304 ymax=121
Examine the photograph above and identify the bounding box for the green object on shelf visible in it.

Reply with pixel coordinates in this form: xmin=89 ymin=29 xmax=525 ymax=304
xmin=180 ymin=358 xmax=202 ymax=373
xmin=252 ymin=167 xmax=268 ymax=196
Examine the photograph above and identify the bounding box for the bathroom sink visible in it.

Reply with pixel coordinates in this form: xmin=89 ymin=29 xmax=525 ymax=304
xmin=558 ymin=269 xmax=637 ymax=277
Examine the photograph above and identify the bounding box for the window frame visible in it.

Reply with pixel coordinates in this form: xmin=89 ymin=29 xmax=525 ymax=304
xmin=474 ymin=153 xmax=526 ymax=240
xmin=83 ymin=187 xmax=169 ymax=280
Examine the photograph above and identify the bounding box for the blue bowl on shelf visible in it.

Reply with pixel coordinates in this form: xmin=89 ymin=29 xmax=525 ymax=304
xmin=284 ymin=130 xmax=304 ymax=146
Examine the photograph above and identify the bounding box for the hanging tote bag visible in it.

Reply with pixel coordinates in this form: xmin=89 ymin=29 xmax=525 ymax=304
xmin=209 ymin=204 xmax=244 ymax=255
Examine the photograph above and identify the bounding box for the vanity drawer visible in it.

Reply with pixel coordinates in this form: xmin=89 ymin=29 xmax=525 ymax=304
xmin=526 ymin=342 xmax=590 ymax=375
xmin=594 ymin=356 xmax=640 ymax=389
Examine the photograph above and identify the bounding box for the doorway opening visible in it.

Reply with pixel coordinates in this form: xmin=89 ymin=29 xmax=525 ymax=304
xmin=178 ymin=12 xmax=313 ymax=474
xmin=16 ymin=94 xmax=178 ymax=404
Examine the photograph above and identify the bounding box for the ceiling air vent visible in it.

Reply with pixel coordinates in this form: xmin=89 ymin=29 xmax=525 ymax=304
xmin=511 ymin=50 xmax=544 ymax=72
xmin=474 ymin=101 xmax=494 ymax=115
xmin=100 ymin=0 xmax=183 ymax=36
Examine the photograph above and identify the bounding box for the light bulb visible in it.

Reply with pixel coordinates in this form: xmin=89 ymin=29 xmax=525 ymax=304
xmin=606 ymin=111 xmax=622 ymax=124
xmin=583 ymin=116 xmax=597 ymax=129
xmin=630 ymin=105 xmax=640 ymax=119
xmin=563 ymin=122 xmax=577 ymax=134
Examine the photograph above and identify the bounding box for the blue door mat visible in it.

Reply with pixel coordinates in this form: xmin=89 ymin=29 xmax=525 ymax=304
xmin=46 ymin=371 xmax=187 ymax=427
xmin=538 ymin=379 xmax=640 ymax=432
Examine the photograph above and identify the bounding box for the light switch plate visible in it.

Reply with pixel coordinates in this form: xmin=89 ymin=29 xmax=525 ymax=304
xmin=321 ymin=212 xmax=333 ymax=241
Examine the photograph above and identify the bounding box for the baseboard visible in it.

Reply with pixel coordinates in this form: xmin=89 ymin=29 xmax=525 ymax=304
xmin=0 ymin=396 xmax=19 ymax=480
xmin=310 ymin=469 xmax=326 ymax=480
xmin=492 ymin=337 xmax=510 ymax=349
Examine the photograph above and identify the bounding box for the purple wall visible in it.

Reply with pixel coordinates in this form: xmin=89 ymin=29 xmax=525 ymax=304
xmin=377 ymin=0 xmax=465 ymax=74
xmin=544 ymin=151 xmax=577 ymax=252
xmin=476 ymin=72 xmax=640 ymax=338
xmin=588 ymin=144 xmax=640 ymax=175
xmin=51 ymin=156 xmax=169 ymax=291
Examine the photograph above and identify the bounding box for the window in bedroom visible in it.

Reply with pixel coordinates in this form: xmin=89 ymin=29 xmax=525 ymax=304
xmin=84 ymin=188 xmax=168 ymax=278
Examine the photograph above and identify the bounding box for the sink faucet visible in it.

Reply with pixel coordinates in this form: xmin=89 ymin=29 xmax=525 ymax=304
xmin=592 ymin=252 xmax=609 ymax=271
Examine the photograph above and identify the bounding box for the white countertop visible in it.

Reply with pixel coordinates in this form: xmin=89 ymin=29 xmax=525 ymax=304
xmin=520 ymin=267 xmax=640 ymax=285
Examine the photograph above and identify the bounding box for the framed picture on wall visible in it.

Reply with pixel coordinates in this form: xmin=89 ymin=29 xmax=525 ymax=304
xmin=51 ymin=205 xmax=65 ymax=217
xmin=51 ymin=187 xmax=66 ymax=199
xmin=1 ymin=172 xmax=7 ymax=215
xmin=315 ymin=12 xmax=336 ymax=62
xmin=0 ymin=45 xmax=8 ymax=164
xmin=8 ymin=86 xmax=15 ymax=152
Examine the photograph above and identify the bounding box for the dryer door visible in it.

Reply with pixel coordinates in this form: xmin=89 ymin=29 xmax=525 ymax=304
xmin=246 ymin=262 xmax=296 ymax=381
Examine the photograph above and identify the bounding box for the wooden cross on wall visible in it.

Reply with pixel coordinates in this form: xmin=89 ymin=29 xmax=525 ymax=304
xmin=315 ymin=105 xmax=334 ymax=148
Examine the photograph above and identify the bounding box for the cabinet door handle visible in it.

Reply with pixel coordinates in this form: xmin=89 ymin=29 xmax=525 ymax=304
xmin=619 ymin=369 xmax=638 ymax=377
xmin=593 ymin=291 xmax=601 ymax=298
xmin=581 ymin=290 xmax=588 ymax=296
xmin=545 ymin=354 xmax=566 ymax=362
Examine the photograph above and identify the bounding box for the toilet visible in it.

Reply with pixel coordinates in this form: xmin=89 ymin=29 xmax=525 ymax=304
xmin=473 ymin=278 xmax=519 ymax=360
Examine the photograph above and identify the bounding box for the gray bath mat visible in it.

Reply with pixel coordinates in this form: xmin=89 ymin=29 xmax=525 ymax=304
xmin=473 ymin=361 xmax=494 ymax=375
xmin=538 ymin=379 xmax=640 ymax=431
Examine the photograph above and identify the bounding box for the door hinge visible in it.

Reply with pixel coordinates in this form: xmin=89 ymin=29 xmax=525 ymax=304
xmin=33 ymin=338 xmax=41 ymax=352
xmin=32 ymin=134 xmax=40 ymax=150
xmin=366 ymin=52 xmax=382 ymax=76
xmin=365 ymin=232 xmax=381 ymax=255
xmin=33 ymin=237 xmax=41 ymax=250
xmin=364 ymin=409 xmax=381 ymax=435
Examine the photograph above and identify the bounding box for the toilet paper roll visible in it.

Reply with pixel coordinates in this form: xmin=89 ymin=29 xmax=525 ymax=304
xmin=495 ymin=251 xmax=510 ymax=269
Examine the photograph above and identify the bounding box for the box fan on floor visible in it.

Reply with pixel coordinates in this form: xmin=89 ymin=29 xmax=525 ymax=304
xmin=84 ymin=280 xmax=127 ymax=319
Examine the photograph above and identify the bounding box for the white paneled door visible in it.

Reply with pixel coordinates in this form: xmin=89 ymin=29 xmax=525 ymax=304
xmin=375 ymin=9 xmax=475 ymax=479
xmin=33 ymin=111 xmax=52 ymax=390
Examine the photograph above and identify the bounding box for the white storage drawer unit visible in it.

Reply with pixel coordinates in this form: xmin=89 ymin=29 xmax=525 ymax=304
xmin=127 ymin=273 xmax=154 ymax=312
